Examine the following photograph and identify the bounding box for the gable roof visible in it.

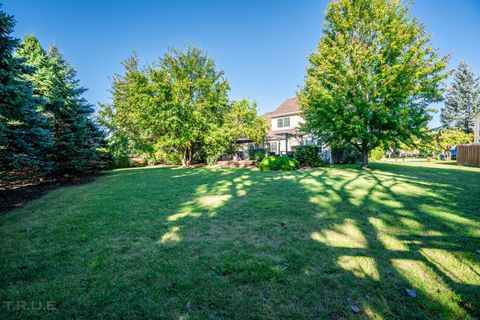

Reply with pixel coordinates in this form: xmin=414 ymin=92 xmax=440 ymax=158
xmin=269 ymin=98 xmax=300 ymax=117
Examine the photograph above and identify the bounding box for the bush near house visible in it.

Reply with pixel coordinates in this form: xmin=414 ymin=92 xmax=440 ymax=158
xmin=248 ymin=148 xmax=267 ymax=162
xmin=292 ymin=145 xmax=324 ymax=167
xmin=259 ymin=155 xmax=299 ymax=171
xmin=331 ymin=146 xmax=361 ymax=164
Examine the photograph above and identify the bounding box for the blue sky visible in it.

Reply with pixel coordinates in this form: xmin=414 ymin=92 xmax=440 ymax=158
xmin=4 ymin=0 xmax=480 ymax=127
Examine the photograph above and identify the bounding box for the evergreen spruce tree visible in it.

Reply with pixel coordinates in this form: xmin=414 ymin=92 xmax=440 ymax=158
xmin=45 ymin=46 xmax=98 ymax=174
xmin=17 ymin=35 xmax=103 ymax=175
xmin=440 ymin=61 xmax=480 ymax=133
xmin=0 ymin=8 xmax=52 ymax=181
xmin=15 ymin=35 xmax=54 ymax=105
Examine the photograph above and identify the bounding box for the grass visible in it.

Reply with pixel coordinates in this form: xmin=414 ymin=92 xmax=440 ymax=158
xmin=1 ymin=160 xmax=479 ymax=319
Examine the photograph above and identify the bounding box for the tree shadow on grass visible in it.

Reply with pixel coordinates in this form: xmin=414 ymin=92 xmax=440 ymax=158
xmin=305 ymin=165 xmax=480 ymax=319
xmin=1 ymin=162 xmax=479 ymax=319
xmin=147 ymin=162 xmax=479 ymax=319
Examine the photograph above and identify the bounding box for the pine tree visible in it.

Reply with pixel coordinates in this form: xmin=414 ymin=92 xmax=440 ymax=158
xmin=16 ymin=35 xmax=103 ymax=175
xmin=15 ymin=35 xmax=53 ymax=104
xmin=440 ymin=61 xmax=480 ymax=133
xmin=0 ymin=8 xmax=52 ymax=181
xmin=45 ymin=46 xmax=98 ymax=174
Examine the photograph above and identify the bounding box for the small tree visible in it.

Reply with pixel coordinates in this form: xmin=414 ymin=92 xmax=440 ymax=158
xmin=435 ymin=129 xmax=472 ymax=159
xmin=440 ymin=61 xmax=480 ymax=133
xmin=300 ymin=0 xmax=449 ymax=167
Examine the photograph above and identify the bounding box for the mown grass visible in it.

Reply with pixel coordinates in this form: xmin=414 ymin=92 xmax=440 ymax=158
xmin=1 ymin=161 xmax=479 ymax=319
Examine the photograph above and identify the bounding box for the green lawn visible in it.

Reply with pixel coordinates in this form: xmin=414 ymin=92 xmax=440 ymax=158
xmin=1 ymin=161 xmax=479 ymax=319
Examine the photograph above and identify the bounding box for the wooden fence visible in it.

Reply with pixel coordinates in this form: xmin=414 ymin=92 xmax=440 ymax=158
xmin=457 ymin=143 xmax=480 ymax=167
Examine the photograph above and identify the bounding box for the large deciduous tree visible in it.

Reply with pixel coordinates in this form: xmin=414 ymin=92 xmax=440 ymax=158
xmin=300 ymin=0 xmax=449 ymax=167
xmin=99 ymin=47 xmax=266 ymax=166
xmin=440 ymin=61 xmax=480 ymax=133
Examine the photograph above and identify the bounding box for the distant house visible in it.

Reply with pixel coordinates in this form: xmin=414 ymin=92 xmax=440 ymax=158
xmin=474 ymin=111 xmax=480 ymax=143
xmin=262 ymin=98 xmax=330 ymax=161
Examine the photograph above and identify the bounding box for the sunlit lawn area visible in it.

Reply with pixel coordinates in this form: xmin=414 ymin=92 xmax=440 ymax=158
xmin=1 ymin=161 xmax=479 ymax=319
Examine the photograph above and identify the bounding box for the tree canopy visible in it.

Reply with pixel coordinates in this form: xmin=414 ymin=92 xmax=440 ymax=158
xmin=99 ymin=47 xmax=267 ymax=166
xmin=300 ymin=0 xmax=449 ymax=167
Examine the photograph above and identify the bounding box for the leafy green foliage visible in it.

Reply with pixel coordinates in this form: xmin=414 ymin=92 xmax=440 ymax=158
xmin=248 ymin=148 xmax=267 ymax=162
xmin=292 ymin=145 xmax=323 ymax=167
xmin=441 ymin=61 xmax=480 ymax=133
xmin=259 ymin=155 xmax=299 ymax=171
xmin=369 ymin=146 xmax=385 ymax=161
xmin=202 ymin=99 xmax=267 ymax=165
xmin=435 ymin=129 xmax=473 ymax=158
xmin=99 ymin=47 xmax=267 ymax=166
xmin=300 ymin=0 xmax=449 ymax=167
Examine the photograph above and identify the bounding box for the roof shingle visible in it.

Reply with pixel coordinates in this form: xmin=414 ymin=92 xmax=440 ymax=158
xmin=269 ymin=98 xmax=300 ymax=117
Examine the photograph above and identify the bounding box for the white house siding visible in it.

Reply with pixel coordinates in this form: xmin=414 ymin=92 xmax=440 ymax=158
xmin=475 ymin=114 xmax=480 ymax=143
xmin=270 ymin=114 xmax=303 ymax=131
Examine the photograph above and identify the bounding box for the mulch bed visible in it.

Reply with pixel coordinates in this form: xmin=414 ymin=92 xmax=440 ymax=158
xmin=214 ymin=160 xmax=257 ymax=169
xmin=0 ymin=174 xmax=99 ymax=214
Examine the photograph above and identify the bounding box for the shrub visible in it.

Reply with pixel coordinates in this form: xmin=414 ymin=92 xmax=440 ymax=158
xmin=259 ymin=155 xmax=299 ymax=171
xmin=113 ymin=158 xmax=131 ymax=169
xmin=292 ymin=145 xmax=324 ymax=167
xmin=331 ymin=146 xmax=361 ymax=164
xmin=248 ymin=148 xmax=267 ymax=162
xmin=369 ymin=147 xmax=385 ymax=161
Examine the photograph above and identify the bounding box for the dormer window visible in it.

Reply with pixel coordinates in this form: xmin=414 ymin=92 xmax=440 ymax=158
xmin=277 ymin=117 xmax=290 ymax=128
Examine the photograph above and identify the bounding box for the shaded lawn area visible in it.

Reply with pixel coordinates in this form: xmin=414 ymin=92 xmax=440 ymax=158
xmin=1 ymin=161 xmax=479 ymax=319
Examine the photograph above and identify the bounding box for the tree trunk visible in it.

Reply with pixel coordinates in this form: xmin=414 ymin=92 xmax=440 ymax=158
xmin=361 ymin=150 xmax=369 ymax=168
xmin=181 ymin=149 xmax=189 ymax=167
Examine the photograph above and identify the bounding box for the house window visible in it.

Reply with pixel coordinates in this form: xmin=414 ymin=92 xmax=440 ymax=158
xmin=277 ymin=117 xmax=290 ymax=128
xmin=303 ymin=137 xmax=316 ymax=146
xmin=277 ymin=118 xmax=283 ymax=128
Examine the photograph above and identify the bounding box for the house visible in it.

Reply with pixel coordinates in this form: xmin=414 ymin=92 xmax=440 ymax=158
xmin=474 ymin=111 xmax=480 ymax=143
xmin=262 ymin=98 xmax=330 ymax=161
